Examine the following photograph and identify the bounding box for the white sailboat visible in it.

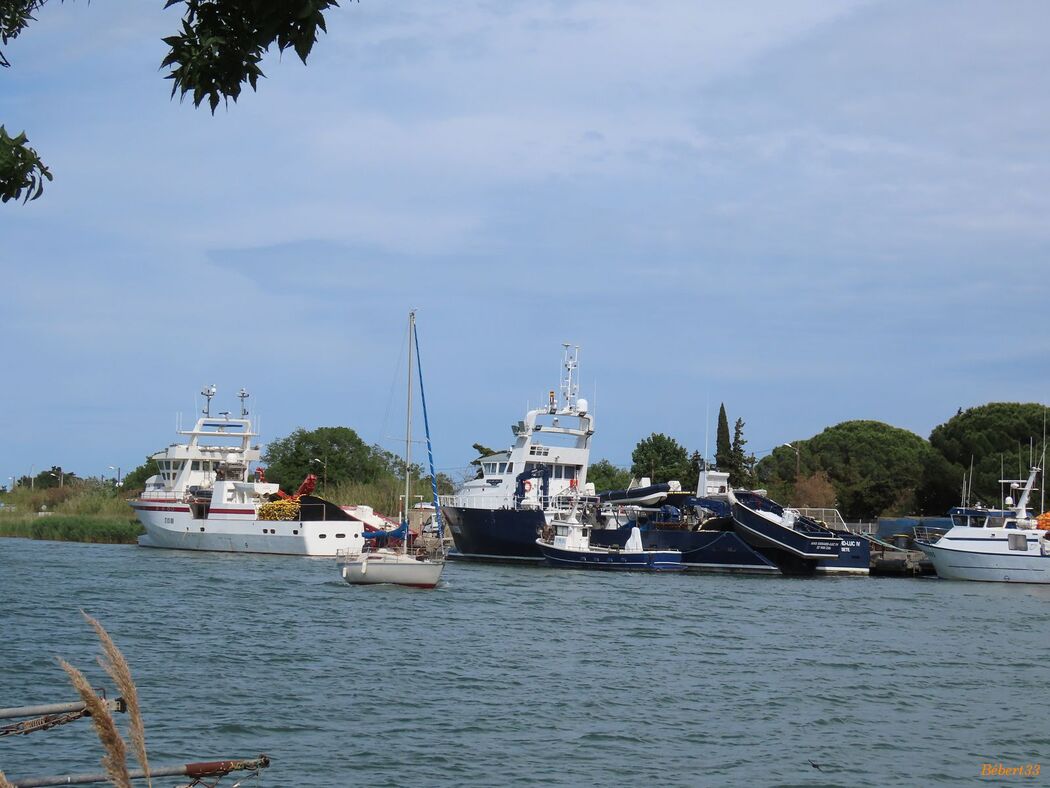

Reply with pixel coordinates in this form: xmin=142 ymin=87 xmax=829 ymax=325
xmin=340 ymin=311 xmax=445 ymax=589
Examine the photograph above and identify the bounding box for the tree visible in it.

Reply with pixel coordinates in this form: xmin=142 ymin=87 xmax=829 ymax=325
xmin=469 ymin=442 xmax=500 ymax=479
xmin=30 ymin=465 xmax=65 ymax=489
xmin=630 ymin=433 xmax=694 ymax=485
xmin=1 ymin=0 xmax=338 ymax=202
xmin=755 ymin=420 xmax=941 ymax=520
xmin=728 ymin=417 xmax=756 ymax=488
xmin=587 ymin=459 xmax=632 ymax=493
xmin=792 ymin=471 xmax=837 ymax=508
xmin=928 ymin=402 xmax=1048 ymax=507
xmin=263 ymin=426 xmax=390 ymax=490
xmin=715 ymin=403 xmax=731 ymax=470
xmin=122 ymin=458 xmax=160 ymax=492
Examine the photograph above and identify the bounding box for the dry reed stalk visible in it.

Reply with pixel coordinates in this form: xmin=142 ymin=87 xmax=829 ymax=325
xmin=81 ymin=611 xmax=152 ymax=788
xmin=0 ymin=769 xmax=15 ymax=788
xmin=56 ymin=657 xmax=132 ymax=788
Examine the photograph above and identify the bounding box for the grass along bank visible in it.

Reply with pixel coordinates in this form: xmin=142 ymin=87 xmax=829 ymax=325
xmin=0 ymin=485 xmax=142 ymax=544
xmin=0 ymin=515 xmax=143 ymax=544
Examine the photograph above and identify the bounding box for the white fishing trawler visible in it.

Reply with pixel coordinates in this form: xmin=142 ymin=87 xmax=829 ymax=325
xmin=132 ymin=387 xmax=385 ymax=556
xmin=918 ymin=466 xmax=1050 ymax=584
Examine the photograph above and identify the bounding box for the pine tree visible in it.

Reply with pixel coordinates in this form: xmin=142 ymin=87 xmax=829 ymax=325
xmin=715 ymin=403 xmax=731 ymax=470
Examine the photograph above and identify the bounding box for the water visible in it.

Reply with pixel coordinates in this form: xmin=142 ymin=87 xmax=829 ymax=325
xmin=2 ymin=539 xmax=1048 ymax=787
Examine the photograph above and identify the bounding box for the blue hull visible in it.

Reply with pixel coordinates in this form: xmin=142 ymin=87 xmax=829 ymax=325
xmin=538 ymin=543 xmax=683 ymax=571
xmin=820 ymin=530 xmax=871 ymax=574
xmin=730 ymin=496 xmax=841 ymax=561
xmin=588 ymin=522 xmax=779 ymax=574
xmin=442 ymin=505 xmax=546 ymax=561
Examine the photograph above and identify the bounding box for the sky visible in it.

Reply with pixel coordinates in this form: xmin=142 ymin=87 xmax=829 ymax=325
xmin=2 ymin=0 xmax=1049 ymax=486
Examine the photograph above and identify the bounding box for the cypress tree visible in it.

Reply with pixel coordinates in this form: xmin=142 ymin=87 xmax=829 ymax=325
xmin=715 ymin=403 xmax=731 ymax=470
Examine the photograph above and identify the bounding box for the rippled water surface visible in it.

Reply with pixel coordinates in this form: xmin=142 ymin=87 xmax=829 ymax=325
xmin=2 ymin=538 xmax=1049 ymax=786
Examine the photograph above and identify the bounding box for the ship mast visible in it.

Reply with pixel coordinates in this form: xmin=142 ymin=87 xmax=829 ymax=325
xmin=403 ymin=310 xmax=415 ymax=553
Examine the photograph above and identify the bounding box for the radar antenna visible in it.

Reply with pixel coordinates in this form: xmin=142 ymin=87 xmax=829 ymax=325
xmin=238 ymin=388 xmax=250 ymax=417
xmin=559 ymin=343 xmax=579 ymax=411
xmin=201 ymin=384 xmax=216 ymax=417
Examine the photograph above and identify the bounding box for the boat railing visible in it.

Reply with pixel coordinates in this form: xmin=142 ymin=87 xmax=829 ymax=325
xmin=795 ymin=507 xmax=877 ymax=536
xmin=135 ymin=491 xmax=185 ymax=502
xmin=913 ymin=525 xmax=947 ymax=544
xmin=795 ymin=507 xmax=846 ymax=529
xmin=438 ymin=493 xmax=599 ymax=512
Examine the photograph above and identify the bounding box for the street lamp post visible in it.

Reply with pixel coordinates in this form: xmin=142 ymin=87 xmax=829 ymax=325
xmin=108 ymin=466 xmax=122 ymax=487
xmin=782 ymin=443 xmax=801 ymax=479
xmin=310 ymin=457 xmax=327 ymax=491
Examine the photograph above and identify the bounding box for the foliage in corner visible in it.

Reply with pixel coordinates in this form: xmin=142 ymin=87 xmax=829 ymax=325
xmin=0 ymin=0 xmax=43 ymax=68
xmin=161 ymin=0 xmax=339 ymax=112
xmin=0 ymin=125 xmax=52 ymax=203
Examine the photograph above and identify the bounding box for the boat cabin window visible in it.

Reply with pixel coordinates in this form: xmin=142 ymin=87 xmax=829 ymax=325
xmin=498 ymin=463 xmax=507 ymax=474
xmin=506 ymin=463 xmax=513 ymax=473
xmin=555 ymin=524 xmax=569 ymax=536
xmin=1008 ymin=533 xmax=1028 ymax=551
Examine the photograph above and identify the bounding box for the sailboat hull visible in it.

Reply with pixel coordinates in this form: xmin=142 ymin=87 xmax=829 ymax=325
xmin=340 ymin=551 xmax=445 ymax=588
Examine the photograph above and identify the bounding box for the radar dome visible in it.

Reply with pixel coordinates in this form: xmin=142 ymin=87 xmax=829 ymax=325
xmin=576 ymin=398 xmax=588 ymax=413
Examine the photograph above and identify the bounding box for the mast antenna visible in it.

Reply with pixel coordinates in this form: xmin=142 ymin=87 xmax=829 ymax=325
xmin=201 ymin=385 xmax=216 ymax=417
xmin=238 ymin=388 xmax=250 ymax=417
xmin=560 ymin=343 xmax=579 ymax=410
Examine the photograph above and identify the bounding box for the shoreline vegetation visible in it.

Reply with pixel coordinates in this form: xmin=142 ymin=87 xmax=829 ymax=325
xmin=0 ymin=477 xmax=430 ymax=545
xmin=0 ymin=485 xmax=144 ymax=544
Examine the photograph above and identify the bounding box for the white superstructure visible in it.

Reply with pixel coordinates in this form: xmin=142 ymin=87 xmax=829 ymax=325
xmin=442 ymin=345 xmax=595 ymax=514
xmin=919 ymin=466 xmax=1050 ymax=584
xmin=132 ymin=387 xmax=372 ymax=556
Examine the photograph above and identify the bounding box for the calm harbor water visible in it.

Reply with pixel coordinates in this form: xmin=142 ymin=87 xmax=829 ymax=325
xmin=2 ymin=538 xmax=1048 ymax=787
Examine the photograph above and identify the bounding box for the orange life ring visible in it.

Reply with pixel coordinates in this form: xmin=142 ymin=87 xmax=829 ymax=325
xmin=523 ymin=480 xmax=533 ymax=492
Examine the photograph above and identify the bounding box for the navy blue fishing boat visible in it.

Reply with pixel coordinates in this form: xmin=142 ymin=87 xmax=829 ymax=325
xmin=442 ymin=345 xmax=596 ymax=562
xmin=728 ymin=488 xmax=842 ymax=572
xmin=537 ymin=519 xmax=682 ymax=571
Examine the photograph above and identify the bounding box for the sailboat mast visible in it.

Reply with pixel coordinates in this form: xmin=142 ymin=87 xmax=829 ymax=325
xmin=404 ymin=311 xmax=415 ymax=542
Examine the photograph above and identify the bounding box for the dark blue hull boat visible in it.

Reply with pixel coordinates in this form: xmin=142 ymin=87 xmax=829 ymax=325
xmin=729 ymin=490 xmax=842 ymax=565
xmin=588 ymin=521 xmax=780 ymax=573
xmin=442 ymin=505 xmax=546 ymax=562
xmin=537 ymin=540 xmax=683 ymax=571
xmin=820 ymin=530 xmax=871 ymax=574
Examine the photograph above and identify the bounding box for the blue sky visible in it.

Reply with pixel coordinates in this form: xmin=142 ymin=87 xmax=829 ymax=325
xmin=2 ymin=0 xmax=1048 ymax=486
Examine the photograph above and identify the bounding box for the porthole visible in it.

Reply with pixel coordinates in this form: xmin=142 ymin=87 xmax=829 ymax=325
xmin=319 ymin=534 xmax=327 ymax=539
xmin=292 ymin=529 xmax=298 ymax=535
xmin=336 ymin=533 xmax=346 ymax=539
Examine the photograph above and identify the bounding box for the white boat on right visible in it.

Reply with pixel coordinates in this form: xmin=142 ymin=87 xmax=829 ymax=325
xmin=917 ymin=465 xmax=1050 ymax=584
